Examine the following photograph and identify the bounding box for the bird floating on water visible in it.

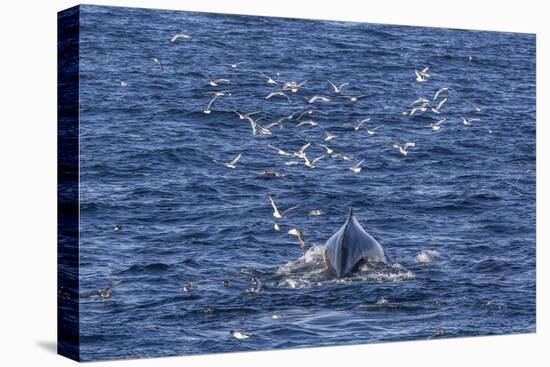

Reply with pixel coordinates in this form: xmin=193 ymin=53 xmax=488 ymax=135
xmin=210 ymin=90 xmax=232 ymax=97
xmin=256 ymin=168 xmax=285 ymax=177
xmin=222 ymin=61 xmax=247 ymax=68
xmin=230 ymin=330 xmax=250 ymax=340
xmin=113 ymin=224 xmax=122 ymax=232
xmin=309 ymin=210 xmax=324 ymax=216
xmin=183 ymin=282 xmax=193 ymax=292
xmin=90 ymin=280 xmax=122 ymax=299
xmin=338 ymin=94 xmax=368 ymax=102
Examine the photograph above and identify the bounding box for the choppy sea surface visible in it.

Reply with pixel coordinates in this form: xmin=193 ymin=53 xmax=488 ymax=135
xmin=74 ymin=5 xmax=535 ymax=361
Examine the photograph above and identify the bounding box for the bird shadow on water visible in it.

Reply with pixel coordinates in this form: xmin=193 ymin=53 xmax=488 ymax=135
xmin=35 ymin=340 xmax=57 ymax=354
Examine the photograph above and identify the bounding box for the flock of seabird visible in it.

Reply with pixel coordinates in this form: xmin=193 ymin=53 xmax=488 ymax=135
xmin=120 ymin=30 xmax=486 ymax=264
xmin=183 ymin=59 xmax=483 ymax=254
xmin=107 ymin=30 xmax=486 ymax=341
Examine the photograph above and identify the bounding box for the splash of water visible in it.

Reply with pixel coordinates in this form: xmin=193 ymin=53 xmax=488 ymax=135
xmin=415 ymin=250 xmax=441 ymax=264
xmin=275 ymin=245 xmax=415 ymax=288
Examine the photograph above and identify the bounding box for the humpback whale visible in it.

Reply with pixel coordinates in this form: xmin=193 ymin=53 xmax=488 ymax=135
xmin=324 ymin=209 xmax=388 ymax=278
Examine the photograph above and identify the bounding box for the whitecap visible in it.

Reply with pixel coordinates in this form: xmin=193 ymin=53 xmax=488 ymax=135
xmin=415 ymin=250 xmax=440 ymax=264
xmin=275 ymin=246 xmax=415 ymax=288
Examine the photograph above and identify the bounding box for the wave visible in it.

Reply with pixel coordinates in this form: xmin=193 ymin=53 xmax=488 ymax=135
xmin=274 ymin=245 xmax=414 ymax=288
xmin=118 ymin=262 xmax=172 ymax=274
xmin=358 ymin=297 xmax=417 ymax=311
xmin=470 ymin=257 xmax=518 ymax=273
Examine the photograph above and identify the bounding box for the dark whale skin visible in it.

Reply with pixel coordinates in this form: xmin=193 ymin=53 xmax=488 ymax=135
xmin=324 ymin=209 xmax=388 ymax=278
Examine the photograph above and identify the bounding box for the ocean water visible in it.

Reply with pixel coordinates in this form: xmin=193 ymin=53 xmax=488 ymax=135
xmin=74 ymin=5 xmax=535 ymax=361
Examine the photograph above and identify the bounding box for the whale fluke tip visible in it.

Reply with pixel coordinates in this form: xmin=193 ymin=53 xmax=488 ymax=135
xmin=348 ymin=207 xmax=354 ymax=217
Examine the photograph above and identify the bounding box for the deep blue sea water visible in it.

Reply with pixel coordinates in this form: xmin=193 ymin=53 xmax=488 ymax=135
xmin=75 ymin=5 xmax=535 ymax=361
